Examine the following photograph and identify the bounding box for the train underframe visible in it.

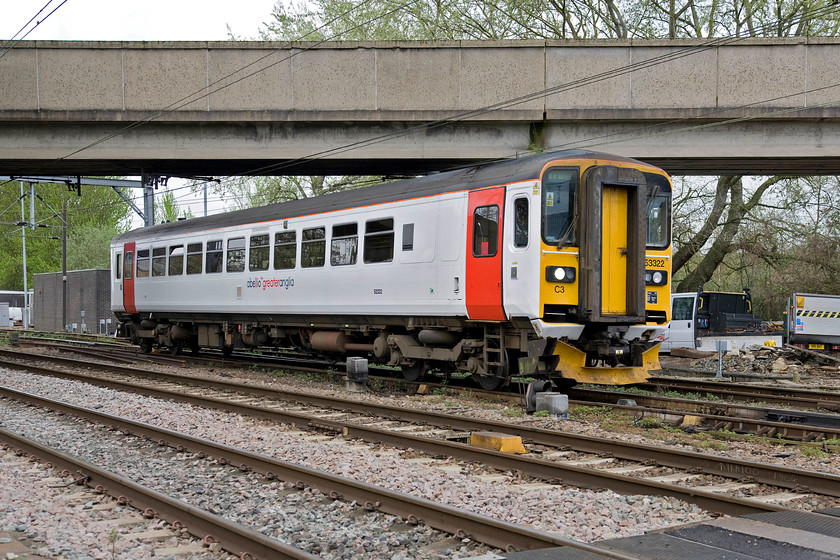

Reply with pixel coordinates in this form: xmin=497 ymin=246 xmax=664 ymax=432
xmin=118 ymin=311 xmax=661 ymax=388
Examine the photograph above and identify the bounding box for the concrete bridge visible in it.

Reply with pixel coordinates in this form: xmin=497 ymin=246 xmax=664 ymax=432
xmin=1 ymin=38 xmax=839 ymax=177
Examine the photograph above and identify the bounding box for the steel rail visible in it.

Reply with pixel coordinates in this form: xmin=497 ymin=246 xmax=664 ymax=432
xmin=0 ymin=385 xmax=641 ymax=558
xmin=0 ymin=427 xmax=319 ymax=560
xmin=566 ymin=387 xmax=840 ymax=434
xmin=0 ymin=361 xmax=801 ymax=516
xmin=584 ymin=400 xmax=840 ymax=443
xmin=3 ymin=349 xmax=839 ymax=496
xmin=16 ymin=340 xmax=190 ymax=367
xmin=645 ymin=377 xmax=840 ymax=410
xmin=9 ymin=343 xmax=334 ymax=375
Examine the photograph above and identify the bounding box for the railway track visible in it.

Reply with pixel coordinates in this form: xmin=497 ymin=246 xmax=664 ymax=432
xmin=9 ymin=342 xmax=840 ymax=442
xmin=646 ymin=375 xmax=840 ymax=411
xmin=2 ymin=348 xmax=839 ymax=517
xmin=566 ymin=386 xmax=840 ymax=441
xmin=0 ymin=428 xmax=318 ymax=560
xmin=0 ymin=387 xmax=609 ymax=557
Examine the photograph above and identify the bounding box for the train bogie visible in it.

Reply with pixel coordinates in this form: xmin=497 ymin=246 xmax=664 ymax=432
xmin=111 ymin=150 xmax=672 ymax=387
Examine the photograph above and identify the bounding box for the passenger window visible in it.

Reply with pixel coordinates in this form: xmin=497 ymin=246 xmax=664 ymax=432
xmin=152 ymin=248 xmax=166 ymax=277
xmin=186 ymin=243 xmax=202 ymax=275
xmin=402 ymin=223 xmax=414 ymax=251
xmin=513 ymin=198 xmax=528 ymax=248
xmin=227 ymin=237 xmax=246 ymax=272
xmin=472 ymin=205 xmax=499 ymax=257
xmin=124 ymin=252 xmax=133 ymax=280
xmin=168 ymin=245 xmax=184 ymax=276
xmin=331 ymin=223 xmax=358 ymax=266
xmin=249 ymin=234 xmax=270 ymax=271
xmin=206 ymin=240 xmax=223 ymax=274
xmin=136 ymin=249 xmax=150 ymax=278
xmin=301 ymin=227 xmax=325 ymax=268
xmin=274 ymin=231 xmax=297 ymax=270
xmin=115 ymin=254 xmax=122 ymax=280
xmin=672 ymin=297 xmax=694 ymax=321
xmin=364 ymin=218 xmax=394 ymax=263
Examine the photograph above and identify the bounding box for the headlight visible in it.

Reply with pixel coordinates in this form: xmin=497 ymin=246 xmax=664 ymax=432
xmin=546 ymin=266 xmax=576 ymax=283
xmin=645 ymin=269 xmax=668 ymax=286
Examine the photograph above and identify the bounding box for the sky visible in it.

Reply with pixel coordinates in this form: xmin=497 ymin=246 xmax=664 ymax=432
xmin=1 ymin=0 xmax=282 ymax=226
xmin=0 ymin=0 xmax=279 ymax=41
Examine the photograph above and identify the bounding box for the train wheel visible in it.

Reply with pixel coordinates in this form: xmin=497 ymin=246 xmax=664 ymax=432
xmin=472 ymin=373 xmax=505 ymax=391
xmin=189 ymin=340 xmax=200 ymax=356
xmin=472 ymin=345 xmax=508 ymax=391
xmin=400 ymin=359 xmax=425 ymax=382
xmin=169 ymin=340 xmax=184 ymax=355
xmin=138 ymin=339 xmax=153 ymax=354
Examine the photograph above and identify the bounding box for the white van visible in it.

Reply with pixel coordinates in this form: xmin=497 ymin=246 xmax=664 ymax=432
xmin=660 ymin=290 xmax=782 ymax=353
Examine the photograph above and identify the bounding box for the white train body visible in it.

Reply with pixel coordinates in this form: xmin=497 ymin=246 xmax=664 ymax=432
xmin=111 ymin=150 xmax=672 ymax=386
xmin=112 ymin=188 xmax=541 ymax=319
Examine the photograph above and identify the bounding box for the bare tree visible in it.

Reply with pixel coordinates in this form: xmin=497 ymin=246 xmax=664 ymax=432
xmin=250 ymin=0 xmax=840 ymax=295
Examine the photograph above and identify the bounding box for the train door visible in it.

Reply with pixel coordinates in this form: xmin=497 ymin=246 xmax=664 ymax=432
xmin=601 ymin=186 xmax=628 ymax=314
xmin=123 ymin=242 xmax=137 ymax=314
xmin=466 ymin=187 xmax=506 ymax=320
xmin=112 ymin=247 xmax=124 ymax=313
xmin=579 ymin=166 xmax=646 ymax=322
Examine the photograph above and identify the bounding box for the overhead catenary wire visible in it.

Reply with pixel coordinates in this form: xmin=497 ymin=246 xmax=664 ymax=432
xmin=0 ymin=0 xmax=69 ymax=61
xmin=129 ymin=83 xmax=840 ymax=222
xmin=0 ymin=0 xmax=385 ymax=192
xmin=175 ymin=4 xmax=837 ymax=181
xmin=49 ymin=0 xmax=839 ymax=175
xmin=9 ymin=76 xmax=840 ymax=227
xmin=4 ymin=2 xmax=840 ymax=225
xmin=56 ymin=0 xmax=418 ymax=163
xmin=6 ymin=2 xmax=838 ymax=185
xmin=129 ymin=0 xmax=840 ymax=216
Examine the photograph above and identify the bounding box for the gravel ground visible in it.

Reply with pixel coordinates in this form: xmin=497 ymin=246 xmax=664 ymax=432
xmin=0 ymin=454 xmax=226 ymax=560
xmin=0 ymin=360 xmax=722 ymax=559
xmin=0 ymin=395 xmax=475 ymax=560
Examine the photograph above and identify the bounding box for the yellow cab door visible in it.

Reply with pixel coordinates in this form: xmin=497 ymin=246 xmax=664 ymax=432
xmin=601 ymin=186 xmax=628 ymax=315
xmin=579 ymin=166 xmax=646 ymax=323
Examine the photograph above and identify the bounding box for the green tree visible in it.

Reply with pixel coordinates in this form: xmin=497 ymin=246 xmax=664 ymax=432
xmin=154 ymin=187 xmax=194 ymax=224
xmin=0 ymin=182 xmax=131 ymax=290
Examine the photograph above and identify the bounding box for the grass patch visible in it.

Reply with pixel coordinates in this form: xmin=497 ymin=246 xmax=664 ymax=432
xmin=801 ymin=446 xmax=830 ymax=458
xmin=636 ymin=416 xmax=667 ymax=429
xmin=569 ymin=405 xmax=613 ymax=419
xmin=695 ymin=438 xmax=729 ymax=452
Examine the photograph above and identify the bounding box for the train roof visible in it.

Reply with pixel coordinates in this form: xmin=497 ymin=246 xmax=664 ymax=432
xmin=113 ymin=149 xmax=656 ymax=243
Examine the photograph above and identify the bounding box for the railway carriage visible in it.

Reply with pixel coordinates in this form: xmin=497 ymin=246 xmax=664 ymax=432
xmin=111 ymin=149 xmax=672 ymax=388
